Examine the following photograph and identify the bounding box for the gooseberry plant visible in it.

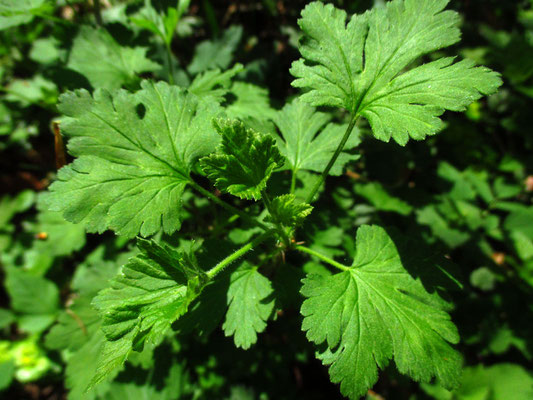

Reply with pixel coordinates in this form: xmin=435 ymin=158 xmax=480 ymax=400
xmin=41 ymin=0 xmax=502 ymax=398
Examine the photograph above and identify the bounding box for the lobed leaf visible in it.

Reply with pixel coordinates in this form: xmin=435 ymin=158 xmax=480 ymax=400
xmin=188 ymin=25 xmax=243 ymax=75
xmin=273 ymin=98 xmax=360 ymax=176
xmin=90 ymin=239 xmax=206 ymax=388
xmin=40 ymin=81 xmax=222 ymax=238
xmin=201 ymin=119 xmax=284 ymax=200
xmin=188 ymin=63 xmax=244 ymax=102
xmin=265 ymin=194 xmax=313 ymax=228
xmin=223 ymin=263 xmax=275 ymax=349
xmin=68 ymin=26 xmax=160 ymax=90
xmin=300 ymin=225 xmax=462 ymax=399
xmin=291 ymin=0 xmax=502 ymax=145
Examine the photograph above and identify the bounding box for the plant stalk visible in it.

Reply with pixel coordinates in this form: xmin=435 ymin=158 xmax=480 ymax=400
xmin=189 ymin=180 xmax=269 ymax=231
xmin=290 ymin=169 xmax=297 ymax=194
xmin=206 ymin=230 xmax=275 ymax=279
xmin=305 ymin=116 xmax=358 ymax=203
xmin=261 ymin=190 xmax=291 ymax=246
xmin=294 ymin=245 xmax=349 ymax=272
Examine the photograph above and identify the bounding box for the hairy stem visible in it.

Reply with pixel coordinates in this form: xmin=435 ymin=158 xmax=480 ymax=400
xmin=261 ymin=190 xmax=291 ymax=246
xmin=206 ymin=230 xmax=275 ymax=279
xmin=189 ymin=180 xmax=269 ymax=231
xmin=305 ymin=116 xmax=358 ymax=203
xmin=294 ymin=245 xmax=349 ymax=272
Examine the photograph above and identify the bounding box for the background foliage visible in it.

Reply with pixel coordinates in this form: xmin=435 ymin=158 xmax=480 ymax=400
xmin=0 ymin=0 xmax=532 ymax=399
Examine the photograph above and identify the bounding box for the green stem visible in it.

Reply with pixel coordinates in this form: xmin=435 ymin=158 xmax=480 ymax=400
xmin=165 ymin=43 xmax=175 ymax=85
xmin=305 ymin=116 xmax=358 ymax=203
xmin=261 ymin=190 xmax=291 ymax=246
xmin=294 ymin=245 xmax=349 ymax=272
xmin=290 ymin=169 xmax=297 ymax=194
xmin=189 ymin=180 xmax=269 ymax=231
xmin=261 ymin=190 xmax=273 ymax=213
xmin=206 ymin=230 xmax=275 ymax=279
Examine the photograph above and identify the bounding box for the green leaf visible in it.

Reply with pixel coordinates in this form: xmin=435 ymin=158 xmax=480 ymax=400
xmin=0 ymin=0 xmax=47 ymax=30
xmin=226 ymin=82 xmax=275 ymax=122
xmin=47 ymin=246 xmax=131 ymax=399
xmin=45 ymin=296 xmax=101 ymax=353
xmin=0 ymin=360 xmax=15 ymax=391
xmin=29 ymin=37 xmax=63 ymax=65
xmin=300 ymin=225 xmax=461 ymax=399
xmin=354 ymin=182 xmax=412 ymax=215
xmin=265 ymin=194 xmax=313 ymax=228
xmin=5 ymin=75 xmax=57 ymax=106
xmin=5 ymin=267 xmax=59 ymax=333
xmin=505 ymin=206 xmax=533 ymax=239
xmin=0 ymin=190 xmax=34 ymax=252
xmin=223 ymin=262 xmax=275 ymax=349
xmin=201 ymin=119 xmax=284 ymax=200
xmin=66 ymin=331 xmax=113 ymax=400
xmin=422 ymin=364 xmax=533 ymax=400
xmin=417 ymin=205 xmax=470 ymax=248
xmin=188 ymin=25 xmax=243 ymax=75
xmin=273 ymin=98 xmax=360 ymax=176
xmin=0 ymin=309 xmax=14 ymax=329
xmin=188 ymin=64 xmax=243 ymax=102
xmin=103 ymin=361 xmax=190 ymax=400
xmin=68 ymin=26 xmax=160 ymax=90
xmin=25 ymin=207 xmax=86 ymax=257
xmin=90 ymin=238 xmax=206 ymax=387
xmin=511 ymin=231 xmax=533 ymax=261
xmin=290 ymin=0 xmax=502 ymax=145
xmin=40 ymin=81 xmax=221 ymax=238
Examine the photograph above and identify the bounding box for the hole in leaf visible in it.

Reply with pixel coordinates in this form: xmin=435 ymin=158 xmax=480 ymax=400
xmin=136 ymin=103 xmax=146 ymax=119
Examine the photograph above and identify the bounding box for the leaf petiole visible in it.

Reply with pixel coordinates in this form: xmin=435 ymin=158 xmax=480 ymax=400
xmin=189 ymin=180 xmax=269 ymax=231
xmin=206 ymin=230 xmax=276 ymax=279
xmin=305 ymin=116 xmax=358 ymax=203
xmin=290 ymin=169 xmax=297 ymax=194
xmin=294 ymin=245 xmax=349 ymax=272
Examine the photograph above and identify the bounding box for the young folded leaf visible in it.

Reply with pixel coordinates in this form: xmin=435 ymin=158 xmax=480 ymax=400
xmin=201 ymin=119 xmax=284 ymax=200
xmin=90 ymin=238 xmax=207 ymax=388
xmin=265 ymin=194 xmax=313 ymax=228
xmin=273 ymin=98 xmax=360 ymax=176
xmin=291 ymin=0 xmax=502 ymax=145
xmin=300 ymin=225 xmax=461 ymax=399
xmin=223 ymin=262 xmax=275 ymax=349
xmin=40 ymin=81 xmax=221 ymax=238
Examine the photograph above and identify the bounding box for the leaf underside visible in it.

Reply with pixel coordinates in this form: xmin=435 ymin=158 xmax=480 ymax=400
xmin=90 ymin=239 xmax=204 ymax=388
